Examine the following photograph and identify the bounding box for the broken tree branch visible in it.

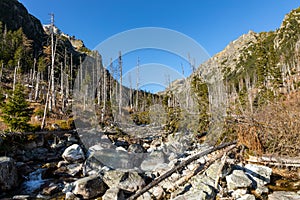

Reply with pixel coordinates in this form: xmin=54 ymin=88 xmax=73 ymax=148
xmin=215 ymin=152 xmax=227 ymax=189
xmin=171 ymin=145 xmax=235 ymax=193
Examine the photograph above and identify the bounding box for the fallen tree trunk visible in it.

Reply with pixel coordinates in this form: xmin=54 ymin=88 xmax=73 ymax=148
xmin=128 ymin=141 xmax=237 ymax=200
xmin=246 ymin=155 xmax=300 ymax=167
xmin=172 ymin=145 xmax=235 ymax=192
xmin=0 ymin=130 xmax=76 ymax=136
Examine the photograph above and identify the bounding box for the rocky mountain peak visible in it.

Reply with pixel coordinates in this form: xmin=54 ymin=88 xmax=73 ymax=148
xmin=213 ymin=30 xmax=258 ymax=73
xmin=43 ymin=24 xmax=86 ymax=51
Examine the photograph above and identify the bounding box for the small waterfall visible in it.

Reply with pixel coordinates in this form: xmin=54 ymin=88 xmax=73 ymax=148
xmin=21 ymin=168 xmax=47 ymax=194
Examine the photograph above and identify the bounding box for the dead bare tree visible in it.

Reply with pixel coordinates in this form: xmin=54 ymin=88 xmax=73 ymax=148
xmin=129 ymin=72 xmax=133 ymax=109
xmin=49 ymin=13 xmax=58 ymax=111
xmin=136 ymin=57 xmax=140 ymax=111
xmin=102 ymin=61 xmax=107 ymax=123
xmin=41 ymin=67 xmax=53 ymax=129
xmin=34 ymin=71 xmax=40 ymax=101
xmin=12 ymin=61 xmax=19 ymax=92
xmin=118 ymin=51 xmax=122 ymax=116
xmin=41 ymin=13 xmax=57 ymax=128
xmin=109 ymin=58 xmax=113 ymax=101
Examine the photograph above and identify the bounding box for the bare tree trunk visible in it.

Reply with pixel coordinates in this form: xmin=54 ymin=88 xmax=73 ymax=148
xmin=97 ymin=56 xmax=101 ymax=105
xmin=41 ymin=92 xmax=49 ymax=130
xmin=41 ymin=68 xmax=53 ymax=130
xmin=83 ymin=84 xmax=88 ymax=111
xmin=114 ymin=59 xmax=119 ymax=121
xmin=245 ymin=73 xmax=253 ymax=113
xmin=102 ymin=67 xmax=107 ymax=122
xmin=109 ymin=59 xmax=113 ymax=101
xmin=50 ymin=14 xmax=57 ymax=111
xmin=0 ymin=62 xmax=3 ymax=83
xmin=13 ymin=61 xmax=19 ymax=92
xmin=70 ymin=53 xmax=73 ymax=94
xmin=118 ymin=51 xmax=122 ymax=116
xmin=60 ymin=62 xmax=64 ymax=95
xmin=29 ymin=69 xmax=32 ymax=83
xmin=33 ymin=58 xmax=36 ymax=82
xmin=29 ymin=58 xmax=37 ymax=101
xmin=129 ymin=73 xmax=133 ymax=109
xmin=136 ymin=58 xmax=140 ymax=111
xmin=61 ymin=62 xmax=65 ymax=111
xmin=64 ymin=51 xmax=69 ymax=100
xmin=80 ymin=56 xmax=83 ymax=90
xmin=92 ymin=61 xmax=95 ymax=98
xmin=34 ymin=71 xmax=40 ymax=101
xmin=65 ymin=68 xmax=69 ymax=100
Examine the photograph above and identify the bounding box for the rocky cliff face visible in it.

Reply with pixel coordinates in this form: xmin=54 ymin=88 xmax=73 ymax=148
xmin=0 ymin=0 xmax=45 ymax=54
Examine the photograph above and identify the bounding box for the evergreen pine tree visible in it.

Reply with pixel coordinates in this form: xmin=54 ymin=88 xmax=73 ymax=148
xmin=0 ymin=84 xmax=33 ymax=132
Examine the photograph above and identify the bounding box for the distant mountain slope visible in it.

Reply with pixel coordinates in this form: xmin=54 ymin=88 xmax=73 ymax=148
xmin=164 ymin=7 xmax=300 ymax=145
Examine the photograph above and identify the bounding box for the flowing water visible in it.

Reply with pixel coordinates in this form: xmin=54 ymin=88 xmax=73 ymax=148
xmin=21 ymin=168 xmax=48 ymax=194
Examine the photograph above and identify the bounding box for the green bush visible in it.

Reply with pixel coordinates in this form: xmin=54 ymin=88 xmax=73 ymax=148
xmin=131 ymin=111 xmax=150 ymax=125
xmin=0 ymin=84 xmax=33 ymax=132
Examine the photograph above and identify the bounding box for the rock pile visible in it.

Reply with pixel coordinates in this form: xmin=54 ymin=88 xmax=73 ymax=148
xmin=1 ymin=129 xmax=300 ymax=199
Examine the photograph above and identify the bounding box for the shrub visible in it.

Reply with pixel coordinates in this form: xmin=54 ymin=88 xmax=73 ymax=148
xmin=0 ymin=84 xmax=33 ymax=132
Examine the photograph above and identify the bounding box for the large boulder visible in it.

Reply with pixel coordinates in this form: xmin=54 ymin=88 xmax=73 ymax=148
xmin=103 ymin=170 xmax=145 ymax=193
xmin=244 ymin=164 xmax=272 ymax=188
xmin=140 ymin=150 xmax=166 ymax=171
xmin=118 ymin=171 xmax=145 ymax=193
xmin=165 ymin=132 xmax=193 ymax=153
xmin=55 ymin=163 xmax=82 ymax=177
xmin=87 ymin=143 xmax=114 ymax=156
xmin=103 ymin=170 xmax=127 ymax=188
xmin=78 ymin=129 xmax=112 ymax=149
xmin=226 ymin=170 xmax=252 ymax=191
xmin=85 ymin=148 xmax=143 ymax=170
xmin=72 ymin=175 xmax=108 ymax=199
xmin=62 ymin=144 xmax=85 ymax=163
xmin=0 ymin=157 xmax=18 ymax=191
xmin=83 ymin=152 xmax=105 ymax=176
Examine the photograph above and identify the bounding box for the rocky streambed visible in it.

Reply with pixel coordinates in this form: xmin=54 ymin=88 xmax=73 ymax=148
xmin=0 ymin=128 xmax=300 ymax=200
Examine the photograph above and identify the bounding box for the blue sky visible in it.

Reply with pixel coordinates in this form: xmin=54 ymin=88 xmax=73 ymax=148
xmin=19 ymin=1 xmax=300 ymax=55
xmin=19 ymin=0 xmax=300 ymax=92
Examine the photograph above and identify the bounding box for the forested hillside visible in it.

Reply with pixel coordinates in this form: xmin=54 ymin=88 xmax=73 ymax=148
xmin=184 ymin=7 xmax=300 ymax=155
xmin=0 ymin=0 xmax=161 ymax=132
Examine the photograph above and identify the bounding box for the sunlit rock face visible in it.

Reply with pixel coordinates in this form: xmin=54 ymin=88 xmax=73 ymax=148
xmin=0 ymin=0 xmax=45 ymax=52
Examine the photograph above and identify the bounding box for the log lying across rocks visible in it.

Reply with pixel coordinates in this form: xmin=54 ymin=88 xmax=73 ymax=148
xmin=128 ymin=141 xmax=237 ymax=200
xmin=170 ymin=145 xmax=236 ymax=192
xmin=246 ymin=155 xmax=300 ymax=167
